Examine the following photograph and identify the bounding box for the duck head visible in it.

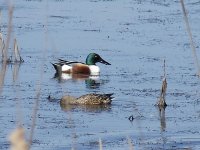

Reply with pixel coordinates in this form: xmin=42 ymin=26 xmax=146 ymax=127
xmin=86 ymin=53 xmax=111 ymax=65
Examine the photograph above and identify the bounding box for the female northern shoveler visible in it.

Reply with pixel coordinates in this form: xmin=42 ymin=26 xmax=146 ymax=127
xmin=60 ymin=93 xmax=113 ymax=105
xmin=52 ymin=53 xmax=111 ymax=76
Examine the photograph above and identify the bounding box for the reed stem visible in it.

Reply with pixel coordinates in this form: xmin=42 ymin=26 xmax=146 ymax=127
xmin=180 ymin=0 xmax=200 ymax=76
xmin=4 ymin=4 xmax=13 ymax=63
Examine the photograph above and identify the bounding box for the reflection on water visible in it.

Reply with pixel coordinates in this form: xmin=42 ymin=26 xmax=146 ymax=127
xmin=157 ymin=106 xmax=166 ymax=132
xmin=85 ymin=78 xmax=100 ymax=89
xmin=157 ymin=106 xmax=167 ymax=149
xmin=54 ymin=73 xmax=110 ymax=89
xmin=54 ymin=72 xmax=90 ymax=81
xmin=12 ymin=63 xmax=22 ymax=83
xmin=0 ymin=62 xmax=22 ymax=94
xmin=0 ymin=62 xmax=7 ymax=94
xmin=60 ymin=102 xmax=112 ymax=113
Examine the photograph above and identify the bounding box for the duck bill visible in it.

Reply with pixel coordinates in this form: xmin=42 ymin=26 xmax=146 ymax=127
xmin=99 ymin=58 xmax=111 ymax=65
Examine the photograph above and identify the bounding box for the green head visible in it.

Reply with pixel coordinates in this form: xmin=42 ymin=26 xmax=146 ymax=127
xmin=86 ymin=53 xmax=111 ymax=65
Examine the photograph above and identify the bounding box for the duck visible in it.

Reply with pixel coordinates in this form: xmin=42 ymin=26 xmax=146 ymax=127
xmin=60 ymin=93 xmax=113 ymax=105
xmin=52 ymin=53 xmax=111 ymax=76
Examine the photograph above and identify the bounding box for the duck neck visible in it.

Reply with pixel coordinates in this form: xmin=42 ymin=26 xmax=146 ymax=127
xmin=86 ymin=57 xmax=95 ymax=65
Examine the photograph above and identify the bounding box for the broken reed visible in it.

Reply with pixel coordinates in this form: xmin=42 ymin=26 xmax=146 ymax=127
xmin=156 ymin=60 xmax=167 ymax=108
xmin=0 ymin=7 xmax=24 ymax=63
xmin=180 ymin=0 xmax=200 ymax=76
xmin=13 ymin=38 xmax=24 ymax=62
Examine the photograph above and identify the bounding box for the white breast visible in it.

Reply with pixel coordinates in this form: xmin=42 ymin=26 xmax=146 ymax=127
xmin=89 ymin=65 xmax=100 ymax=75
xmin=62 ymin=65 xmax=72 ymax=72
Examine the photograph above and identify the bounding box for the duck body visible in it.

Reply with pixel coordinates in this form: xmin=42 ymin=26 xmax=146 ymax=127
xmin=64 ymin=64 xmax=100 ymax=75
xmin=52 ymin=53 xmax=110 ymax=76
xmin=61 ymin=93 xmax=113 ymax=105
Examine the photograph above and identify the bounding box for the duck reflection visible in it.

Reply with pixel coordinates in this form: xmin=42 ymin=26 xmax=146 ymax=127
xmin=54 ymin=72 xmax=90 ymax=81
xmin=54 ymin=72 xmax=109 ymax=89
xmin=85 ymin=77 xmax=100 ymax=89
xmin=60 ymin=93 xmax=113 ymax=112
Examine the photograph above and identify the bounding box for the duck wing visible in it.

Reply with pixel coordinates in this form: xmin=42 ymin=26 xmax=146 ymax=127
xmin=58 ymin=59 xmax=85 ymax=65
xmin=77 ymin=94 xmax=113 ymax=105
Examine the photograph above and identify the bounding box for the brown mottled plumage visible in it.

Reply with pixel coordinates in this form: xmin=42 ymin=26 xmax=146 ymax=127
xmin=60 ymin=94 xmax=113 ymax=105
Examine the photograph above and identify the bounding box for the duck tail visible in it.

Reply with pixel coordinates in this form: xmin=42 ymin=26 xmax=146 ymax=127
xmin=105 ymin=93 xmax=114 ymax=99
xmin=51 ymin=63 xmax=62 ymax=75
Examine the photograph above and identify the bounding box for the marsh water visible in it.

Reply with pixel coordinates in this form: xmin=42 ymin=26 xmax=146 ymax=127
xmin=1 ymin=0 xmax=200 ymax=149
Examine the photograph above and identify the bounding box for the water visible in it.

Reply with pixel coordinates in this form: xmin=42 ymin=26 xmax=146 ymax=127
xmin=1 ymin=0 xmax=200 ymax=149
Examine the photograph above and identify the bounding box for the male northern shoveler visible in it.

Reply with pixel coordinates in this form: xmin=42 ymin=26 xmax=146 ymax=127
xmin=52 ymin=53 xmax=111 ymax=76
xmin=60 ymin=93 xmax=113 ymax=105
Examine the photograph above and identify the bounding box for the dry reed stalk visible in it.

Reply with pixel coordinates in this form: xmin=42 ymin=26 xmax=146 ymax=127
xmin=0 ymin=33 xmax=6 ymax=94
xmin=28 ymin=0 xmax=49 ymax=147
xmin=156 ymin=60 xmax=167 ymax=107
xmin=13 ymin=38 xmax=24 ymax=62
xmin=28 ymin=88 xmax=41 ymax=149
xmin=0 ymin=33 xmax=5 ymax=60
xmin=3 ymin=4 xmax=13 ymax=63
xmin=0 ymin=61 xmax=7 ymax=94
xmin=99 ymin=138 xmax=103 ymax=150
xmin=9 ymin=127 xmax=28 ymax=150
xmin=0 ymin=9 xmax=2 ymax=31
xmin=180 ymin=0 xmax=200 ymax=76
xmin=159 ymin=78 xmax=167 ymax=100
xmin=127 ymin=136 xmax=134 ymax=150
